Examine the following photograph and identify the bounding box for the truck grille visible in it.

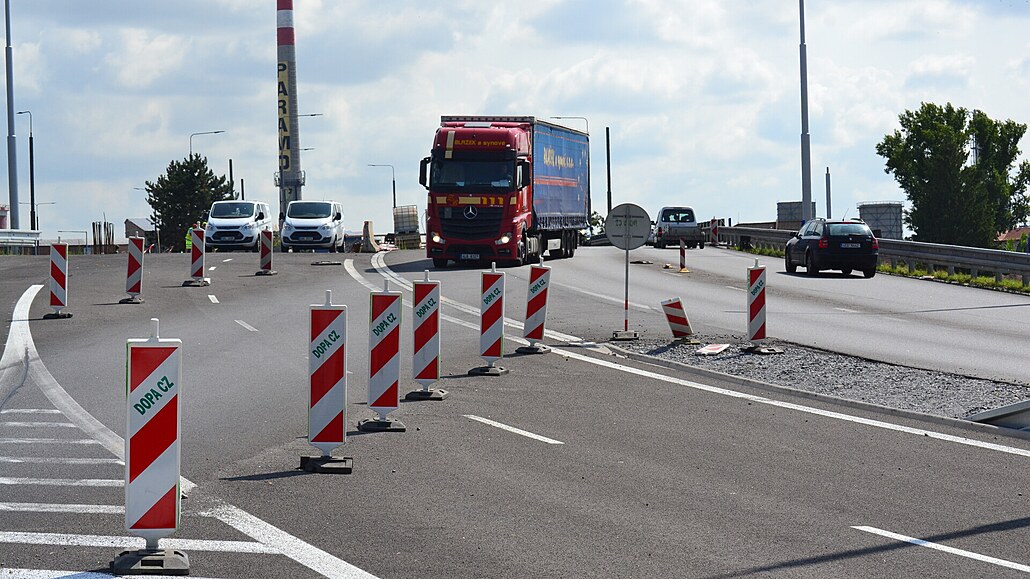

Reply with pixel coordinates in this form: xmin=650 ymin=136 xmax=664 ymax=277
xmin=438 ymin=206 xmax=503 ymax=240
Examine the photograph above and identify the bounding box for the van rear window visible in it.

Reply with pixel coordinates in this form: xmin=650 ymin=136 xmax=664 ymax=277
xmin=661 ymin=209 xmax=695 ymax=223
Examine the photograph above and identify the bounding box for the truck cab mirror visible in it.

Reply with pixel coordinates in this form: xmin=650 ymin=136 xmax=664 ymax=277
xmin=419 ymin=157 xmax=430 ymax=189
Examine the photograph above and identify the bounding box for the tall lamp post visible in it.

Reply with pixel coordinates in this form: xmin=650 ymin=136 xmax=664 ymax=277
xmin=368 ymin=163 xmax=396 ymax=209
xmin=16 ymin=110 xmax=34 ymax=229
xmin=189 ymin=130 xmax=225 ymax=156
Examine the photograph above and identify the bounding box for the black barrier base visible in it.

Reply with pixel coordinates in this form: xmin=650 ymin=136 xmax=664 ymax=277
xmin=515 ymin=344 xmax=551 ymax=355
xmin=357 ymin=418 xmax=407 ymax=432
xmin=111 ymin=549 xmax=189 ymax=576
xmin=405 ymin=388 xmax=449 ymax=401
xmin=468 ymin=365 xmax=508 ymax=376
xmin=119 ymin=296 xmax=144 ymax=304
xmin=743 ymin=345 xmax=785 ymax=355
xmin=674 ymin=337 xmax=701 ymax=345
xmin=311 ymin=260 xmax=343 ymax=266
xmin=255 ymin=269 xmax=279 ymax=276
xmin=611 ymin=330 xmax=639 ymax=341
xmin=181 ymin=278 xmax=211 ymax=287
xmin=300 ymin=455 xmax=353 ymax=474
xmin=42 ymin=311 xmax=72 ymax=320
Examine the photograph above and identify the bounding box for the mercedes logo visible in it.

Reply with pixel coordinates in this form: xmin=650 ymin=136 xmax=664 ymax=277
xmin=464 ymin=205 xmax=478 ymax=220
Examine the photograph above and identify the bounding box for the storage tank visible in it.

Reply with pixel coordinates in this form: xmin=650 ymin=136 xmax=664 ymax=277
xmin=857 ymin=201 xmax=903 ymax=239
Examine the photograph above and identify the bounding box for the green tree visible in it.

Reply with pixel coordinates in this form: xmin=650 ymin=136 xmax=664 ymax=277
xmin=144 ymin=154 xmax=235 ymax=251
xmin=876 ymin=102 xmax=1030 ymax=247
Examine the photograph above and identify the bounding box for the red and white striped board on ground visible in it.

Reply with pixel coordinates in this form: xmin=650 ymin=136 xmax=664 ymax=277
xmin=660 ymin=297 xmax=693 ymax=338
xmin=258 ymin=230 xmax=274 ymax=273
xmin=309 ymin=294 xmax=346 ymax=456
xmin=412 ymin=279 xmax=441 ymax=387
xmin=369 ymin=290 xmax=402 ymax=420
xmin=126 ymin=236 xmax=144 ymax=298
xmin=49 ymin=243 xmax=68 ymax=314
xmin=125 ymin=320 xmax=181 ymax=545
xmin=522 ymin=265 xmax=550 ymax=344
xmin=747 ymin=263 xmax=767 ymax=342
xmin=479 ymin=270 xmax=505 ymax=363
xmin=190 ymin=229 xmax=205 ymax=281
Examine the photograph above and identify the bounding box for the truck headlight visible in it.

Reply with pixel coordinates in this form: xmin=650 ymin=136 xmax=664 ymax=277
xmin=431 ymin=232 xmax=442 ymax=244
xmin=497 ymin=233 xmax=511 ymax=245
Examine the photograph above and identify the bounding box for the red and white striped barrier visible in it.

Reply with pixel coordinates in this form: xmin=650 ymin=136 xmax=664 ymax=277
xmin=302 ymin=290 xmax=351 ymax=473
xmin=407 ymin=272 xmax=447 ymax=401
xmin=46 ymin=243 xmax=71 ymax=318
xmin=679 ymin=239 xmax=688 ymax=272
xmin=359 ymin=283 xmax=406 ymax=432
xmin=517 ymin=264 xmax=551 ymax=354
xmin=116 ymin=318 xmax=187 ymax=571
xmin=747 ymin=261 xmax=766 ymax=342
xmin=121 ymin=237 xmax=144 ymax=304
xmin=711 ymin=216 xmax=719 ymax=246
xmin=183 ymin=229 xmax=210 ymax=286
xmin=661 ymin=297 xmax=693 ymax=338
xmin=256 ymin=230 xmax=277 ymax=276
xmin=470 ymin=265 xmax=507 ymax=375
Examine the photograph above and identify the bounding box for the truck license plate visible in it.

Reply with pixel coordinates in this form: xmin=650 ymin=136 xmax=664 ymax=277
xmin=460 ymin=253 xmax=480 ymax=260
xmin=840 ymin=243 xmax=860 ymax=249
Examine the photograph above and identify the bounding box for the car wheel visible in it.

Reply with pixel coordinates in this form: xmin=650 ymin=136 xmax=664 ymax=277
xmin=281 ymin=243 xmax=290 ymax=253
xmin=863 ymin=268 xmax=876 ymax=278
xmin=841 ymin=268 xmax=852 ymax=276
xmin=330 ymin=238 xmax=338 ymax=253
xmin=785 ymin=252 xmax=796 ymax=273
xmin=433 ymin=258 xmax=448 ymax=268
xmin=805 ymin=252 xmax=819 ymax=276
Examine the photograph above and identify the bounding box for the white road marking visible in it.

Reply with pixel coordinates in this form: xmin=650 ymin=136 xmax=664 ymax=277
xmin=0 ymin=438 xmax=101 ymax=445
xmin=0 ymin=570 xmax=226 ymax=579
xmin=0 ymin=477 xmax=122 ymax=487
xmin=235 ymin=320 xmax=259 ymax=332
xmin=3 ymin=285 xmax=380 ymax=579
xmin=853 ymin=525 xmax=1030 ymax=573
xmin=725 ymin=285 xmax=746 ymax=292
xmin=354 ymin=260 xmax=1030 ymax=460
xmin=0 ymin=531 xmax=279 ymax=554
xmin=0 ymin=409 xmax=60 ymax=414
xmin=886 ymin=317 xmax=906 ymax=323
xmin=208 ymin=294 xmax=219 ymax=303
xmin=835 ymin=307 xmax=859 ymax=313
xmin=0 ymin=456 xmax=122 ymax=465
xmin=209 ymin=266 xmax=217 ymax=271
xmin=0 ymin=421 xmax=76 ymax=428
xmin=0 ymin=502 xmax=122 ymax=514
xmin=464 ymin=415 xmax=564 ymax=445
xmin=222 ymin=258 xmax=233 ymax=262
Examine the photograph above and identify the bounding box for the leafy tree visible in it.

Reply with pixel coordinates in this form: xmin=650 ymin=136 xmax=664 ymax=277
xmin=876 ymin=102 xmax=1030 ymax=247
xmin=144 ymin=154 xmax=235 ymax=251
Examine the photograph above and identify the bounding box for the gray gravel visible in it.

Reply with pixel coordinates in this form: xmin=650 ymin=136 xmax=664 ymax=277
xmin=613 ymin=335 xmax=1030 ymax=420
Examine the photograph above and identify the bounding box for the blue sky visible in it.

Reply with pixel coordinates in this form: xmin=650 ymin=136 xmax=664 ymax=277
xmin=3 ymin=0 xmax=1030 ymax=241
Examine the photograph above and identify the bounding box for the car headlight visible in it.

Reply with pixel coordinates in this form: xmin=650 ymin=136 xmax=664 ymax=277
xmin=241 ymin=223 xmax=255 ymax=231
xmin=319 ymin=224 xmax=332 ymax=232
xmin=283 ymin=223 xmax=294 ymax=232
xmin=205 ymin=225 xmax=215 ymax=234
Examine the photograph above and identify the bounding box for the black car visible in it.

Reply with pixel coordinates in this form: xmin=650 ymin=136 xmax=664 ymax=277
xmin=785 ymin=218 xmax=879 ymax=277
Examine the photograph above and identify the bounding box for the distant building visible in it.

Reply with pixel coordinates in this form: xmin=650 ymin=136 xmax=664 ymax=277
xmin=998 ymin=226 xmax=1030 ymax=243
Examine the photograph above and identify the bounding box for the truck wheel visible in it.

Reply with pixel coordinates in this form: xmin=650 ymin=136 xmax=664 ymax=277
xmin=699 ymin=240 xmax=705 ymax=249
xmin=567 ymin=232 xmax=576 ymax=258
xmin=433 ymin=258 xmax=448 ymax=268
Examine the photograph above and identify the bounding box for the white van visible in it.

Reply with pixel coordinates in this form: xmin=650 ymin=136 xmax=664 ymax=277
xmin=653 ymin=206 xmax=705 ymax=249
xmin=204 ymin=200 xmax=273 ymax=252
xmin=280 ymin=200 xmax=345 ymax=252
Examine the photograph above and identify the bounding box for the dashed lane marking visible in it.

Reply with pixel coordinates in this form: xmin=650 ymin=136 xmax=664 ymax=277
xmin=464 ymin=415 xmax=564 ymax=445
xmin=0 ymin=438 xmax=101 ymax=445
xmin=1 ymin=502 xmax=123 ymax=514
xmin=235 ymin=320 xmax=259 ymax=332
xmin=726 ymin=285 xmax=746 ymax=292
xmin=222 ymin=258 xmax=233 ymax=262
xmin=853 ymin=526 xmax=1030 ymax=573
xmin=208 ymin=294 xmax=219 ymax=303
xmin=1 ymin=421 xmax=77 ymax=428
xmin=0 ymin=409 xmax=61 ymax=414
xmin=0 ymin=531 xmax=279 ymax=554
xmin=1 ymin=570 xmax=225 ymax=579
xmin=0 ymin=477 xmax=122 ymax=487
xmin=209 ymin=266 xmax=217 ymax=271
xmin=0 ymin=456 xmax=122 ymax=465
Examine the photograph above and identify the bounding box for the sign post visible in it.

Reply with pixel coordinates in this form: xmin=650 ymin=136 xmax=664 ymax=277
xmin=302 ymin=290 xmax=352 ymax=473
xmin=407 ymin=271 xmax=448 ymax=401
xmin=605 ymin=203 xmax=650 ymax=340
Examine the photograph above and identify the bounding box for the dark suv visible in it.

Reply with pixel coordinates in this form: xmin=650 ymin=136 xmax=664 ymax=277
xmin=785 ymin=218 xmax=879 ymax=277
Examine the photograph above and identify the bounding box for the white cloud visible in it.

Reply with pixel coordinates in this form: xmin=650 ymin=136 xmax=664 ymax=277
xmin=105 ymin=29 xmax=188 ymax=88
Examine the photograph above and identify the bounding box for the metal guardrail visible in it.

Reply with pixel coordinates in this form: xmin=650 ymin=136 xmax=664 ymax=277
xmin=716 ymin=225 xmax=1030 ymax=285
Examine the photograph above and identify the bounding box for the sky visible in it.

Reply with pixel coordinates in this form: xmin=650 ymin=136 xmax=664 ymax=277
xmin=3 ymin=0 xmax=1030 ymax=243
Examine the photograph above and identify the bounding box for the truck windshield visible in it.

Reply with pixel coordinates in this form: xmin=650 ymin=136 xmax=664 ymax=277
xmin=287 ymin=202 xmax=333 ymax=219
xmin=431 ymin=159 xmax=513 ymax=191
xmin=210 ymin=203 xmax=255 ymax=218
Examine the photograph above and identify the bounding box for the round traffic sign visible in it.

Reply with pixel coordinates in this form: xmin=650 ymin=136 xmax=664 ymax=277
xmin=605 ymin=203 xmax=651 ymax=250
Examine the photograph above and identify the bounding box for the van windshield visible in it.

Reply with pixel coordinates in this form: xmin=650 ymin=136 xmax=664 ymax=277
xmin=210 ymin=203 xmax=255 ymax=218
xmin=287 ymin=202 xmax=333 ymax=219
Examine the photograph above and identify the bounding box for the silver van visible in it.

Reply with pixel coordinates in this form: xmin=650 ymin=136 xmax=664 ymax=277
xmin=281 ymin=200 xmax=345 ymax=252
xmin=204 ymin=200 xmax=273 ymax=252
xmin=654 ymin=206 xmax=705 ymax=249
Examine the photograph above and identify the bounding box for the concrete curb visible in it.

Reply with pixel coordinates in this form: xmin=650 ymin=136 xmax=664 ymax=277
xmin=604 ymin=342 xmax=1030 ymax=444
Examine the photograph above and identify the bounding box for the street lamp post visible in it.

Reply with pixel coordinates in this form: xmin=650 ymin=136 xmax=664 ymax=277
xmin=189 ymin=130 xmax=226 ymax=156
xmin=368 ymin=163 xmax=397 ymax=209
xmin=16 ymin=110 xmax=34 ymax=230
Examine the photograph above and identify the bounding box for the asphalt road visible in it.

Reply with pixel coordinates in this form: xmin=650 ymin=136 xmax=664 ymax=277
xmin=2 ymin=248 xmax=1030 ymax=578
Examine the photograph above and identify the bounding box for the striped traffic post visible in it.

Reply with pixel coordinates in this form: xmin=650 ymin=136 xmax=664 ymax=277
xmin=120 ymin=236 xmax=144 ymax=304
xmin=747 ymin=260 xmax=766 ymax=343
xmin=711 ymin=216 xmax=719 ymax=246
xmin=44 ymin=243 xmax=72 ymax=319
xmin=302 ymin=290 xmax=351 ymax=473
xmin=661 ymin=297 xmax=694 ymax=339
xmin=358 ymin=281 xmax=406 ymax=432
xmin=256 ymin=229 xmax=277 ymax=276
xmin=182 ymin=228 xmax=210 ymax=287
xmin=406 ymin=271 xmax=448 ymax=401
xmin=678 ymin=239 xmax=689 ymax=273
xmin=469 ymin=263 xmax=508 ymax=376
xmin=112 ymin=318 xmax=189 ymax=574
xmin=516 ymin=262 xmax=551 ymax=354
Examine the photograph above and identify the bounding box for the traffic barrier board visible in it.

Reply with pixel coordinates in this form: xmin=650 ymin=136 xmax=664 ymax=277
xmin=303 ymin=291 xmax=352 ymax=473
xmin=517 ymin=264 xmax=551 ymax=354
xmin=359 ymin=286 xmax=406 ymax=432
xmin=661 ymin=297 xmax=693 ymax=338
xmin=470 ymin=265 xmax=508 ymax=375
xmin=45 ymin=243 xmax=71 ymax=318
xmin=183 ymin=229 xmax=210 ymax=287
xmin=121 ymin=236 xmax=144 ymax=304
xmin=256 ymin=230 xmax=277 ymax=276
xmin=407 ymin=272 xmax=447 ymax=401
xmin=747 ymin=261 xmax=766 ymax=343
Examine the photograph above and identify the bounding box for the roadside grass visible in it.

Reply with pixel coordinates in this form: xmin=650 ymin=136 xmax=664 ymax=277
xmin=734 ymin=244 xmax=1030 ymax=294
